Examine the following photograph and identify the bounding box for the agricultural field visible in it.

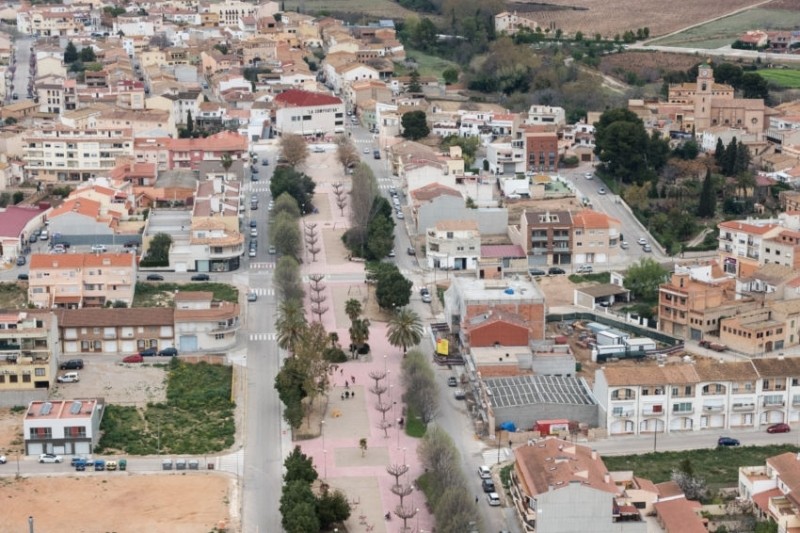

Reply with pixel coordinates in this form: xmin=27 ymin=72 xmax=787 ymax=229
xmin=757 ymin=68 xmax=800 ymax=89
xmin=652 ymin=7 xmax=800 ymax=48
xmin=599 ymin=51 xmax=700 ymax=84
xmin=394 ymin=48 xmax=460 ymax=79
xmin=283 ymin=0 xmax=421 ymax=20
xmin=506 ymin=0 xmax=767 ymax=40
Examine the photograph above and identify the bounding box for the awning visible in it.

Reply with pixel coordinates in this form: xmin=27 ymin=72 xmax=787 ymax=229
xmin=54 ymin=296 xmax=81 ymax=304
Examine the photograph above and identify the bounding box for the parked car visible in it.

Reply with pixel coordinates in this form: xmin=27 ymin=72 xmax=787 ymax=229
xmin=191 ymin=273 xmax=210 ymax=281
xmin=407 ymin=247 xmax=416 ymax=256
xmin=146 ymin=274 xmax=164 ymax=281
xmin=39 ymin=453 xmax=63 ymax=464
xmin=482 ymin=479 xmax=496 ymax=493
xmin=584 ymin=172 xmax=593 ymax=179
xmin=249 ymin=220 xmax=257 ymax=228
xmin=643 ymin=244 xmax=652 ymax=253
xmin=529 ymin=268 xmax=547 ymax=276
xmin=420 ymin=287 xmax=432 ymax=303
xmin=597 ymin=188 xmax=606 ymax=195
xmin=60 ymin=359 xmax=84 ymax=370
xmin=767 ymin=423 xmax=791 ymax=434
xmin=477 ymin=465 xmax=491 ymax=479
xmin=718 ymin=436 xmax=740 ymax=447
xmin=70 ymin=456 xmax=90 ymax=466
xmin=57 ymin=372 xmax=79 ymax=383
xmin=158 ymin=347 xmax=178 ymax=357
xmin=388 ymin=249 xmax=396 ymax=258
xmin=17 ymin=274 xmax=28 ymax=281
xmin=363 ymin=147 xmax=370 ymax=154
xmin=447 ymin=376 xmax=458 ymax=387
xmin=249 ymin=248 xmax=257 ymax=258
xmin=268 ymin=245 xmax=277 ymax=255
xmin=486 ymin=492 xmax=501 ymax=506
xmin=637 ymin=238 xmax=647 ymax=245
xmin=548 ymin=267 xmax=566 ymax=275
xmin=106 ymin=460 xmax=118 ymax=471
xmin=620 ymin=241 xmax=629 ymax=250
xmin=123 ymin=241 xmax=138 ymax=249
xmin=139 ymin=347 xmax=157 ymax=357
xmin=90 ymin=244 xmax=107 ymax=253
xmin=0 ymin=455 xmax=5 ymax=464
xmin=576 ymin=265 xmax=593 ymax=274
xmin=247 ymin=292 xmax=258 ymax=302
xmin=396 ymin=211 xmax=404 ymax=219
xmin=122 ymin=354 xmax=144 ymax=363
xmin=94 ymin=459 xmax=106 ymax=471
xmin=262 ymin=159 xmax=269 ymax=166
xmin=453 ymin=389 xmax=465 ymax=400
xmin=16 ymin=256 xmax=25 ymax=266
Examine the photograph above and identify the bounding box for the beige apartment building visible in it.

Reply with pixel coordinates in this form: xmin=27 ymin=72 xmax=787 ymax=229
xmin=425 ymin=220 xmax=481 ymax=271
xmin=23 ymin=128 xmax=134 ymax=182
xmin=28 ymin=253 xmax=137 ymax=309
xmin=0 ymin=310 xmax=59 ymax=395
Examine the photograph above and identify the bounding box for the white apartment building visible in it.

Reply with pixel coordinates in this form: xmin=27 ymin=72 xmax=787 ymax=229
xmin=718 ymin=214 xmax=800 ymax=276
xmin=24 ymin=399 xmax=103 ymax=456
xmin=594 ymin=358 xmax=800 ymax=437
xmin=425 ymin=220 xmax=481 ymax=271
xmin=273 ymin=89 xmax=345 ymax=137
xmin=24 ymin=128 xmax=134 ymax=182
xmin=526 ymin=105 xmax=566 ymax=127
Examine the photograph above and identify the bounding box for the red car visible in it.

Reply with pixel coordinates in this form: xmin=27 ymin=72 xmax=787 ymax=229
xmin=767 ymin=423 xmax=791 ymax=434
xmin=122 ymin=354 xmax=144 ymax=364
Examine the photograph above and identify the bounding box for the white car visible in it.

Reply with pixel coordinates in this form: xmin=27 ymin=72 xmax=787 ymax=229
xmin=597 ymin=188 xmax=606 ymax=195
xmin=486 ymin=492 xmax=501 ymax=506
xmin=39 ymin=453 xmax=63 ymax=464
xmin=363 ymin=147 xmax=370 ymax=154
xmin=478 ymin=465 xmax=491 ymax=479
xmin=0 ymin=455 xmax=6 ymax=464
xmin=637 ymin=238 xmax=647 ymax=245
xmin=90 ymin=244 xmax=107 ymax=253
xmin=57 ymin=372 xmax=79 ymax=383
xmin=584 ymin=172 xmax=593 ymax=179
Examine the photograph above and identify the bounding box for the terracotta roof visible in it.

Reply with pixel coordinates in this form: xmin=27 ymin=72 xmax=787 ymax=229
xmin=572 ymin=209 xmax=619 ymax=230
xmin=600 ymin=363 xmax=700 ymax=387
xmin=30 ymin=253 xmax=135 ymax=270
xmin=653 ymin=497 xmax=705 ymax=533
xmin=752 ymin=357 xmax=800 ymax=377
xmin=55 ymin=307 xmax=174 ymax=327
xmin=409 ymin=182 xmax=462 ymax=202
xmin=752 ymin=487 xmax=782 ymax=515
xmin=174 ymin=302 xmax=239 ymax=322
xmin=693 ymin=360 xmax=759 ymax=382
xmin=718 ymin=220 xmax=779 ymax=235
xmin=274 ymin=89 xmax=341 ymax=107
xmin=480 ymin=244 xmax=526 ymax=258
xmin=168 ymin=131 xmax=247 ymax=152
xmin=434 ymin=219 xmax=478 ymax=232
xmin=514 ymin=437 xmax=618 ymax=498
xmin=0 ymin=206 xmax=48 ymax=238
xmin=655 ymin=480 xmax=684 ymax=499
xmin=175 ymin=291 xmax=213 ymax=302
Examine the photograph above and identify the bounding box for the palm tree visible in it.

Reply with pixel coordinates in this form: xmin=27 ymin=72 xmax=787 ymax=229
xmin=387 ymin=307 xmax=423 ymax=355
xmin=349 ymin=317 xmax=370 ymax=356
xmin=276 ymin=300 xmax=308 ymax=354
xmin=220 ymin=153 xmax=234 ymax=179
xmin=344 ymin=298 xmax=362 ymax=322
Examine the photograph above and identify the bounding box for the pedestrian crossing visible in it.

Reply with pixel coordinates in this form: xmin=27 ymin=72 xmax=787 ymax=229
xmin=250 ymin=332 xmax=277 ymax=342
xmin=250 ymin=262 xmax=275 ymax=270
xmin=243 ymin=183 xmax=271 ymax=193
xmin=249 ymin=287 xmax=274 ymax=296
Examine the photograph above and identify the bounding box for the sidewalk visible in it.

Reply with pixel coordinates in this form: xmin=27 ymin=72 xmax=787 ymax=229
xmin=294 ymin=153 xmax=435 ymax=533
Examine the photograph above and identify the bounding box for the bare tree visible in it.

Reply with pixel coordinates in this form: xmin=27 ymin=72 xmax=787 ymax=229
xmin=335 ymin=134 xmax=360 ymax=169
xmin=332 ymin=182 xmax=348 ymax=216
xmin=368 ymin=369 xmax=386 ymax=388
xmin=375 ymin=401 xmax=392 ymax=421
xmin=369 ymin=383 xmax=388 ymax=403
xmin=378 ymin=419 xmax=392 ymax=438
xmin=303 ymin=222 xmax=321 ymax=262
xmin=279 ymin=133 xmax=309 ymax=167
xmin=393 ymin=504 xmax=418 ymax=531
xmin=386 ymin=463 xmax=409 ymax=486
xmin=391 ymin=483 xmax=414 ymax=506
xmin=307 ymin=273 xmax=328 ymax=322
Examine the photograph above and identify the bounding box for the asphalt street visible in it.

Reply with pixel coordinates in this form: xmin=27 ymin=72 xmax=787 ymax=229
xmin=8 ymin=36 xmax=33 ymax=103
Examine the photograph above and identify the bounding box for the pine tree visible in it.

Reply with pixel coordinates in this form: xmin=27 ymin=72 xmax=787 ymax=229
xmin=697 ymin=168 xmax=716 ymax=218
xmin=64 ymin=41 xmax=78 ymax=64
xmin=723 ymin=137 xmax=738 ymax=176
xmin=734 ymin=140 xmax=750 ymax=175
xmin=714 ymin=138 xmax=725 ymax=167
xmin=186 ymin=110 xmax=194 ymax=137
xmin=408 ymin=70 xmax=422 ymax=93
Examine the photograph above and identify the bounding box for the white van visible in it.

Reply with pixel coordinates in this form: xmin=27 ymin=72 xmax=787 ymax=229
xmin=57 ymin=372 xmax=79 ymax=383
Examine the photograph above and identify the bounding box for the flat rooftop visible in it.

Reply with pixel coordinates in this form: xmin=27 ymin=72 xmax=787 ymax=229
xmin=483 ymin=375 xmax=596 ymax=408
xmin=455 ymin=276 xmax=545 ymax=303
xmin=472 ymin=345 xmax=532 ymax=366
xmin=26 ymin=399 xmax=98 ymax=420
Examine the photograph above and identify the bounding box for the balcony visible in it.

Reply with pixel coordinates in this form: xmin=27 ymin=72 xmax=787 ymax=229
xmin=612 ymin=410 xmax=634 ymax=418
xmin=763 ymin=400 xmax=785 ymax=408
xmin=702 ymin=404 xmax=725 ymax=413
xmin=672 ymin=408 xmax=694 ymax=416
xmin=732 ymin=403 xmax=755 ymax=411
xmin=641 ymin=408 xmax=665 ymax=416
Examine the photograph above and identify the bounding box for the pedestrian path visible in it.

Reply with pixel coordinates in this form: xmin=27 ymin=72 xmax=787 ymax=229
xmin=249 ymin=262 xmax=274 ymax=270
xmin=249 ymin=332 xmax=276 ymax=342
xmin=242 ymin=183 xmax=272 ymax=193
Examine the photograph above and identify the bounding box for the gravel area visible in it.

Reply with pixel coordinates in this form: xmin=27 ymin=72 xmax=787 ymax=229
xmin=51 ymin=359 xmax=168 ymax=406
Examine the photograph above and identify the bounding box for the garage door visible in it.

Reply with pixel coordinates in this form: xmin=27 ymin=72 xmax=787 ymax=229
xmin=28 ymin=443 xmax=43 ymax=456
xmin=120 ymin=340 xmax=136 ymax=353
xmin=762 ymin=410 xmax=785 ymax=424
xmin=104 ymin=340 xmax=117 ymax=353
xmin=179 ymin=335 xmax=198 ymax=352
xmin=74 ymin=442 xmax=91 ymax=455
xmin=709 ymin=414 xmax=725 ymax=428
xmin=64 ymin=341 xmax=78 ymax=354
xmin=175 ymin=262 xmax=188 ymax=273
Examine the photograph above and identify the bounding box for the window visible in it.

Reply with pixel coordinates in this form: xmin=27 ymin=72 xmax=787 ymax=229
xmin=35 ymin=368 xmax=45 ymax=377
xmin=672 ymin=402 xmax=692 ymax=413
xmin=214 ymin=333 xmax=225 ymax=340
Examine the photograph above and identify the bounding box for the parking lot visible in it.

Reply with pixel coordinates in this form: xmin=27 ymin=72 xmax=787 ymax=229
xmin=52 ymin=356 xmax=168 ymax=406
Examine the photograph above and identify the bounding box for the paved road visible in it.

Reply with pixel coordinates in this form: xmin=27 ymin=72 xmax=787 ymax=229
xmin=240 ymin=144 xmax=284 ymax=533
xmin=8 ymin=36 xmax=33 ymax=102
xmin=628 ymin=42 xmax=800 ymax=65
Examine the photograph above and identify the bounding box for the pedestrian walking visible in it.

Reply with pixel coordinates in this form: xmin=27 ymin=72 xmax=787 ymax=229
xmin=341 ymin=392 xmax=345 ymax=400
xmin=475 ymin=495 xmax=479 ymax=504
xmin=345 ymin=391 xmax=350 ymax=399
xmin=351 ymin=391 xmax=355 ymax=399
xmin=345 ymin=381 xmax=349 ymax=389
xmin=351 ymin=375 xmax=355 ymax=384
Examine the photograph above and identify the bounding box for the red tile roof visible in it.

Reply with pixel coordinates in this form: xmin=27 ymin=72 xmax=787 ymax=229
xmin=0 ymin=205 xmax=48 ymax=238
xmin=168 ymin=130 xmax=247 ymax=152
xmin=30 ymin=253 xmax=135 ymax=270
xmin=481 ymin=244 xmax=526 ymax=258
xmin=274 ymin=89 xmax=341 ymax=107
xmin=653 ymin=497 xmax=705 ymax=533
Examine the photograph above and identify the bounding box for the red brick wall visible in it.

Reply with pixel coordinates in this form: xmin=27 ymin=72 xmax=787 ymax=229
xmin=470 ymin=321 xmax=529 ymax=347
xmin=466 ymin=301 xmax=545 ymax=341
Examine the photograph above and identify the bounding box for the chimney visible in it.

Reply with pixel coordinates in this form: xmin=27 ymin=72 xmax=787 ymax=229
xmin=604 ymin=473 xmax=611 ymax=484
xmin=591 ymin=449 xmax=597 ymax=460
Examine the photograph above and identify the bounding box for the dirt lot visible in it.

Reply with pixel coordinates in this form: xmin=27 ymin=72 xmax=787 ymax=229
xmin=0 ymin=474 xmax=232 ymax=532
xmin=52 ymin=361 xmax=168 ymax=407
xmin=600 ymin=51 xmax=702 ymax=83
xmin=507 ymin=0 xmax=768 ymax=39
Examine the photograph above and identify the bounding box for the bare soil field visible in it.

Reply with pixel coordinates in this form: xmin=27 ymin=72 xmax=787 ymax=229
xmin=507 ymin=0 xmax=768 ymax=39
xmin=0 ymin=407 xmax=23 ymax=452
xmin=283 ymin=0 xmax=421 ymax=20
xmin=765 ymin=0 xmax=800 ymax=10
xmin=0 ymin=474 xmax=232 ymax=533
xmin=52 ymin=361 xmax=168 ymax=407
xmin=600 ymin=51 xmax=701 ymax=83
